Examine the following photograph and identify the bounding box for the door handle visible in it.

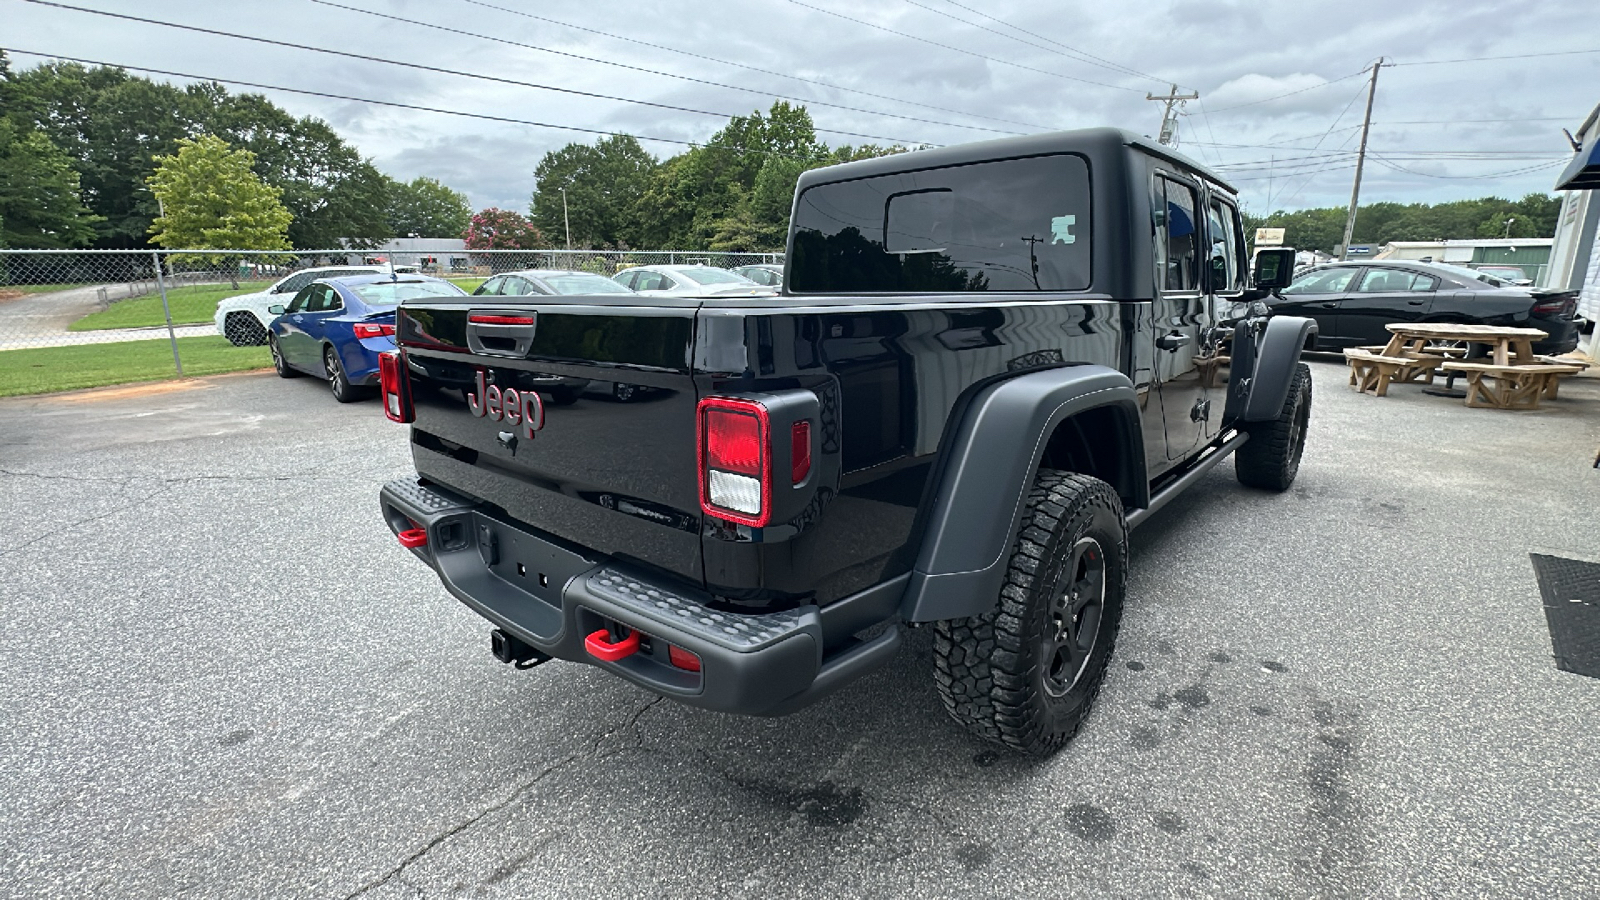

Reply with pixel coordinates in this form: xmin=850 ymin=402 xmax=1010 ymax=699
xmin=1156 ymin=332 xmax=1192 ymax=351
xmin=1407 ymin=299 xmax=1425 ymax=305
xmin=1319 ymin=302 xmax=1338 ymax=309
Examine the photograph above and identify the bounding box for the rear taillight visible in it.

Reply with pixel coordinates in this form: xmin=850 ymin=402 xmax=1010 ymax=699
xmin=378 ymin=351 xmax=413 ymax=423
xmin=353 ymin=322 xmax=396 ymax=339
xmin=1531 ymin=292 xmax=1577 ymax=317
xmin=698 ymin=397 xmax=771 ymax=527
xmin=791 ymin=420 xmax=811 ymax=484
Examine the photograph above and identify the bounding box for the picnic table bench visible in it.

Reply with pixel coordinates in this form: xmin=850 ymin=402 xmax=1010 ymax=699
xmin=1339 ymin=323 xmax=1588 ymax=409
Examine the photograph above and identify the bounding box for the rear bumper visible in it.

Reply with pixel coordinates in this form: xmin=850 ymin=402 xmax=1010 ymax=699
xmin=378 ymin=478 xmax=903 ymax=716
xmin=1532 ymin=322 xmax=1580 ymax=356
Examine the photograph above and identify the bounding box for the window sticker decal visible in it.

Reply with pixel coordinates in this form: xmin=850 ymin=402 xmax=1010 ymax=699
xmin=1051 ymin=214 xmax=1077 ymax=245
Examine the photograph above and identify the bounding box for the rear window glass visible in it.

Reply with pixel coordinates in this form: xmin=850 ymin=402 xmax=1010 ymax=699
xmin=352 ymin=280 xmax=466 ymax=305
xmin=542 ymin=273 xmax=635 ymax=294
xmin=789 ymin=154 xmax=1091 ymax=292
xmin=678 ymin=267 xmax=748 ymax=285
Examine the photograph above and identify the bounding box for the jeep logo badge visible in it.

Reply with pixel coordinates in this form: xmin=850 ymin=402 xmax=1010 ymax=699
xmin=467 ymin=369 xmax=544 ymax=439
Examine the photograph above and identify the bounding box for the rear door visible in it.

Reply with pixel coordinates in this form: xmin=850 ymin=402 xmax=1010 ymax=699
xmin=294 ymin=285 xmax=342 ymax=370
xmin=1340 ymin=266 xmax=1438 ymax=345
xmin=397 ymin=294 xmax=708 ymax=584
xmin=1152 ymin=173 xmax=1207 ymax=460
xmin=277 ymin=285 xmax=324 ymax=367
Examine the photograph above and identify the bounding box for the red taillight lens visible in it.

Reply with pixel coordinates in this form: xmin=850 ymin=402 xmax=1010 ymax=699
xmin=707 ymin=408 xmax=763 ymax=475
xmin=378 ymin=351 xmax=413 ymax=423
xmin=791 ymin=420 xmax=811 ymax=484
xmin=697 ymin=397 xmax=770 ymax=527
xmin=353 ymin=322 xmax=396 ymax=339
xmin=668 ymin=645 xmax=702 ymax=672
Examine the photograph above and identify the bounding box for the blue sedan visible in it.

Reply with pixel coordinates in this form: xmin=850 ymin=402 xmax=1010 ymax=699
xmin=266 ymin=274 xmax=467 ymax=402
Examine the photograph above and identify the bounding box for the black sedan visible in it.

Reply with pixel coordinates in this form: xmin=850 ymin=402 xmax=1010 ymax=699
xmin=1270 ymin=260 xmax=1579 ymax=355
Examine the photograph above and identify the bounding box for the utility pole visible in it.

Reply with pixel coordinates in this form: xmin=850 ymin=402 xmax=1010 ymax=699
xmin=1147 ymin=83 xmax=1199 ymax=147
xmin=1339 ymin=59 xmax=1387 ymax=260
xmin=560 ymin=187 xmax=572 ymax=251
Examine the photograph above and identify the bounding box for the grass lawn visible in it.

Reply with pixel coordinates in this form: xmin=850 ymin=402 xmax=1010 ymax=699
xmin=446 ymin=277 xmax=486 ymax=294
xmin=0 ymin=336 xmax=271 ymax=397
xmin=68 ymin=283 xmax=264 ymax=332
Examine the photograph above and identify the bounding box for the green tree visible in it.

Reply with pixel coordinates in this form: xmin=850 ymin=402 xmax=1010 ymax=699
xmin=0 ymin=119 xmax=101 ymax=248
xmin=387 ymin=176 xmax=472 ymax=237
xmin=147 ymin=135 xmax=292 ymax=272
xmin=463 ymin=207 xmax=541 ymax=249
xmin=529 ymin=135 xmax=658 ymax=249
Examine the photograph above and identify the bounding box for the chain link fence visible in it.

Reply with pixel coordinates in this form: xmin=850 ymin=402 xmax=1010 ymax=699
xmin=0 ymin=249 xmax=782 ymax=396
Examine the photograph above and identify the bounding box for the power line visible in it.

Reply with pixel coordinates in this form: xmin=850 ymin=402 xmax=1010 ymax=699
xmin=784 ymin=0 xmax=1144 ymax=93
xmin=1368 ymin=155 xmax=1569 ymax=180
xmin=449 ymin=0 xmax=1038 ymax=133
xmin=0 ymin=47 xmax=828 ymax=161
xmin=1392 ymin=48 xmax=1600 ymax=66
xmin=18 ymin=0 xmax=928 ymax=146
xmin=1204 ymin=70 xmax=1368 ymax=114
xmin=932 ymin=0 xmax=1175 ymax=85
xmin=305 ymin=1 xmax=1031 ymax=137
xmin=899 ymin=0 xmax=1166 ymax=86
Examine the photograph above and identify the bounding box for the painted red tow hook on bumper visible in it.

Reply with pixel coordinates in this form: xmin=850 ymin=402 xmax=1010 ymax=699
xmin=396 ymin=528 xmax=428 ymax=549
xmin=585 ymin=628 xmax=640 ymax=661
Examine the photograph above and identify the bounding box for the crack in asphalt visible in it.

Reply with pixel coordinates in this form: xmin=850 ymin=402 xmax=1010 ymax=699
xmin=0 ymin=479 xmax=167 ymax=557
xmin=341 ymin=696 xmax=665 ymax=899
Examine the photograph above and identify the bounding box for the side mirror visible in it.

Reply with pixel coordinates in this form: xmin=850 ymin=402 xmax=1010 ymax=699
xmin=1252 ymin=248 xmax=1296 ymax=292
xmin=267 ymin=304 xmax=285 ymax=315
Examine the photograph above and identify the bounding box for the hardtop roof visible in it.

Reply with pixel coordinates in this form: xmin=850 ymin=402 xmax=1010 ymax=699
xmin=794 ymin=126 xmax=1237 ymax=195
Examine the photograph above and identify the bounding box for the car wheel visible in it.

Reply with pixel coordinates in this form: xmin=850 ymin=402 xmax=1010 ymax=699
xmin=548 ymin=387 xmax=579 ymax=406
xmin=325 ymin=345 xmax=360 ymax=403
xmin=932 ymin=471 xmax=1128 ymax=755
xmin=1235 ymin=362 xmax=1311 ymax=491
xmin=270 ymin=335 xmax=299 ymax=378
xmin=612 ymin=382 xmax=637 ymax=402
xmin=224 ymin=312 xmax=269 ymax=346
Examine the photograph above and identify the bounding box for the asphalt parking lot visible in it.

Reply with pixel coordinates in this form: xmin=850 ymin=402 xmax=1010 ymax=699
xmin=3 ymin=358 xmax=1598 ymax=899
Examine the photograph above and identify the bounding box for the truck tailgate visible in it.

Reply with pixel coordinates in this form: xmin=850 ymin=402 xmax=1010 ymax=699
xmin=397 ymin=294 xmax=705 ymax=586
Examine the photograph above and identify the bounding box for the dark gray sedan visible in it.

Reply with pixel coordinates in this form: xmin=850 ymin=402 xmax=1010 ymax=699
xmin=1270 ymin=260 xmax=1579 ymax=355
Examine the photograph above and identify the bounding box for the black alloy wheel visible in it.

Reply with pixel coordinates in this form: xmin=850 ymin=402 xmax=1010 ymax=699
xmin=612 ymin=382 xmax=637 ymax=402
xmin=224 ymin=312 xmax=269 ymax=346
xmin=1042 ymin=537 xmax=1107 ymax=697
xmin=270 ymin=335 xmax=298 ymax=378
xmin=325 ymin=345 xmax=357 ymax=403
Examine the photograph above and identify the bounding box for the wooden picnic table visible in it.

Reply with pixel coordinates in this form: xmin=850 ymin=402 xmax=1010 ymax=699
xmin=1381 ymin=322 xmax=1546 ymax=367
xmin=1348 ymin=322 xmax=1589 ymax=409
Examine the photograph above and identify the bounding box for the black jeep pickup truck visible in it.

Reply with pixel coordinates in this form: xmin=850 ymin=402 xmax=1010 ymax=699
xmin=378 ymin=127 xmax=1314 ymax=755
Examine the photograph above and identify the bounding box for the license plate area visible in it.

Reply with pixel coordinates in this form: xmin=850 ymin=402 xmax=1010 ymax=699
xmin=474 ymin=512 xmax=595 ymax=610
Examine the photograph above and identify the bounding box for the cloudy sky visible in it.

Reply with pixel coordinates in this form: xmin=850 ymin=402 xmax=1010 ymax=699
xmin=5 ymin=0 xmax=1596 ymax=216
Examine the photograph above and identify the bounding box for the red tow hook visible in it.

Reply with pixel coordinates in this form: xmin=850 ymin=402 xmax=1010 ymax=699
xmin=585 ymin=627 xmax=640 ymax=661
xmin=396 ymin=527 xmax=428 ymax=549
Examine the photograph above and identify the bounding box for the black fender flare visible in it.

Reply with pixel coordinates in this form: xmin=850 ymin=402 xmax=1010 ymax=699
xmin=1234 ymin=315 xmax=1316 ymax=423
xmin=899 ymin=365 xmax=1144 ymax=623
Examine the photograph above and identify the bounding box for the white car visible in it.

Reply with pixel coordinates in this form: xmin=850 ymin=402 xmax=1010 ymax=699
xmin=214 ymin=265 xmax=400 ymax=345
xmin=612 ymin=265 xmax=777 ymax=298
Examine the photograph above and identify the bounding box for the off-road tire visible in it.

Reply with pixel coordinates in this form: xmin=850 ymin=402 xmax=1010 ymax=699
xmin=270 ymin=335 xmax=299 ymax=378
xmin=325 ymin=345 xmax=359 ymax=403
xmin=1235 ymin=362 xmax=1311 ymax=491
xmin=223 ymin=312 xmax=268 ymax=346
xmin=932 ymin=471 xmax=1128 ymax=755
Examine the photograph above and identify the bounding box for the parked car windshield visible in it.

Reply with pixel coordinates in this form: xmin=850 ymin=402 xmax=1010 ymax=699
xmin=677 ymin=268 xmax=749 ymax=285
xmin=541 ymin=273 xmax=635 ymax=295
xmin=350 ymin=280 xmax=467 ymax=305
xmin=789 ymin=153 xmax=1092 ymax=292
